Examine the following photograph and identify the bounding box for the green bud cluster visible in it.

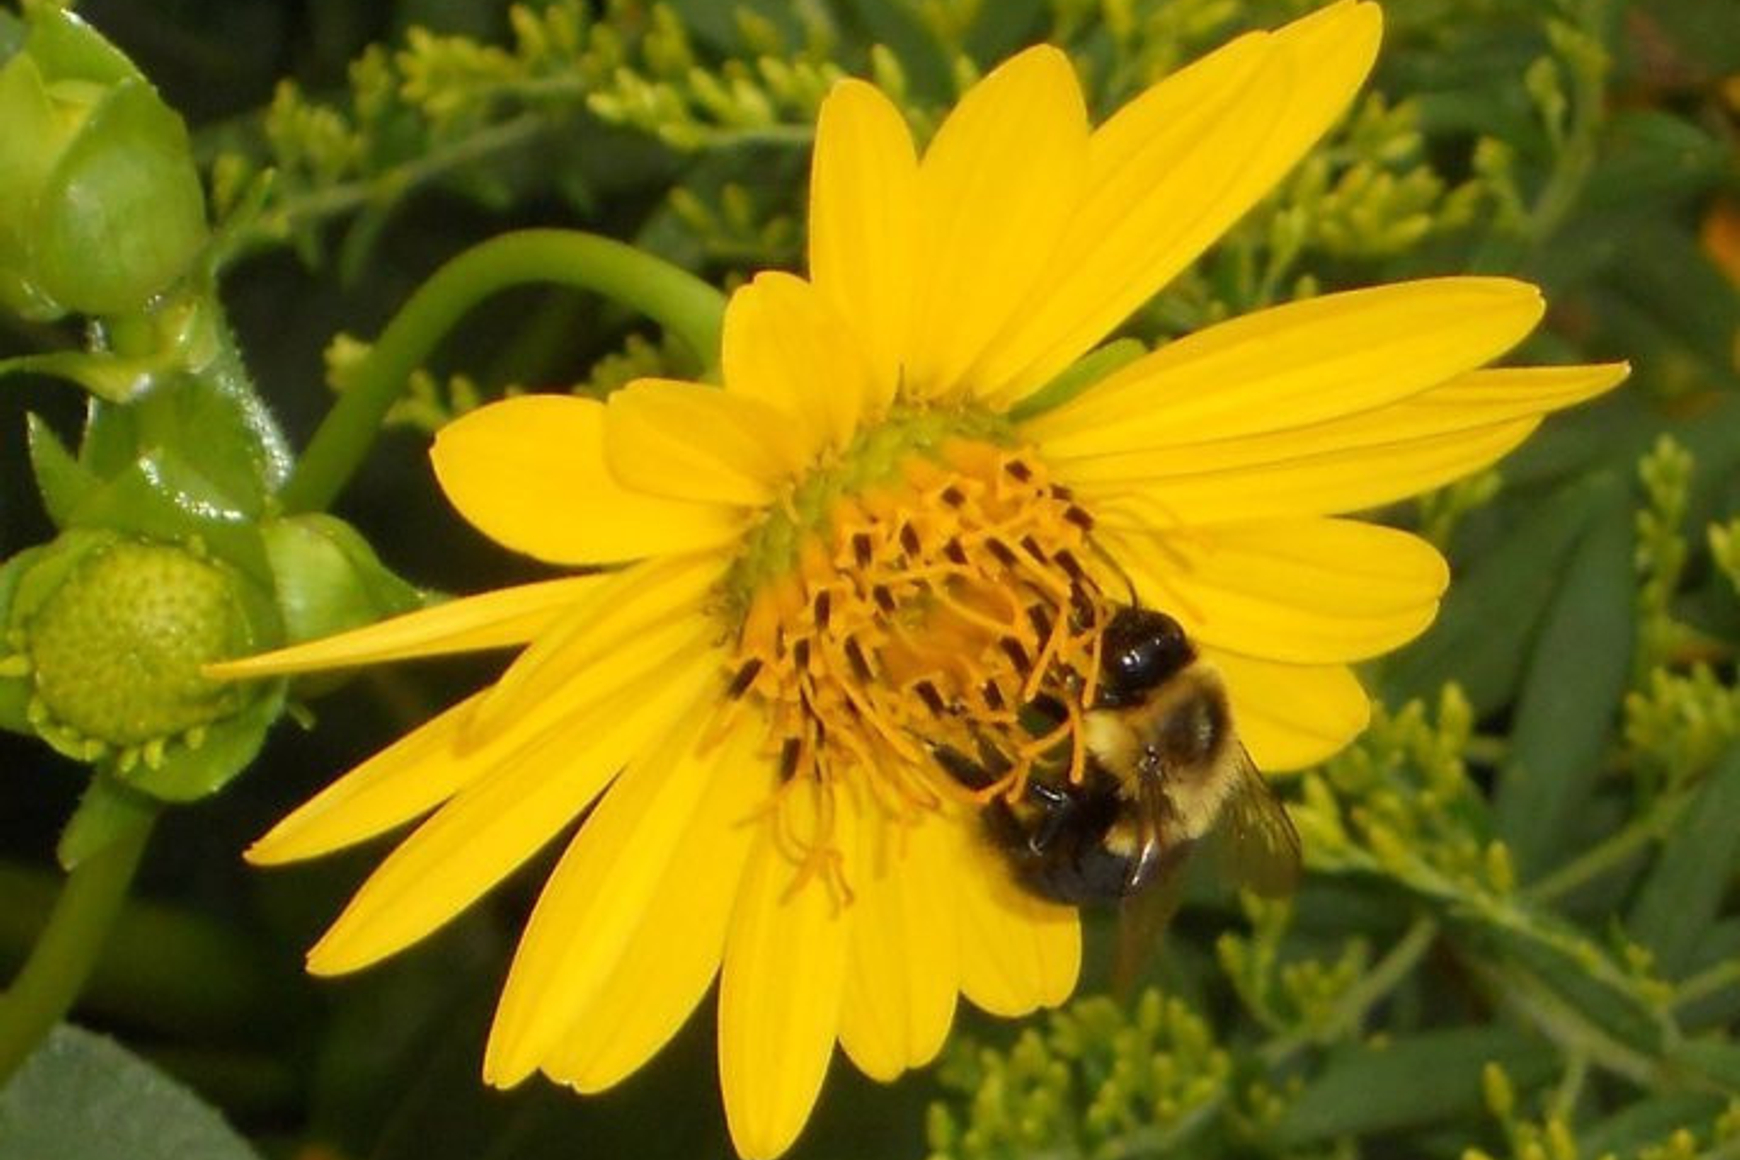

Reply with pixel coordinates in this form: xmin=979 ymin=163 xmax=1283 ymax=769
xmin=0 ymin=5 xmax=209 ymax=320
xmin=926 ymin=991 xmax=1233 ymax=1160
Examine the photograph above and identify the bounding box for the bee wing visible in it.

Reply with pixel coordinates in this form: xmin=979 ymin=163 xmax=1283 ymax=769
xmin=1111 ymin=856 xmax=1188 ymax=1001
xmin=1112 ymin=772 xmax=1189 ymax=999
xmin=1212 ymin=746 xmax=1302 ymax=898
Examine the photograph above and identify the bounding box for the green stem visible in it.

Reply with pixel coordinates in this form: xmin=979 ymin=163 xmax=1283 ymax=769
xmin=1525 ymin=791 xmax=1688 ymax=903
xmin=1675 ymin=959 xmax=1740 ymax=1013
xmin=1261 ymin=915 xmax=1440 ymax=1066
xmin=0 ymin=818 xmax=154 ymax=1083
xmin=280 ymin=229 xmax=727 ymax=514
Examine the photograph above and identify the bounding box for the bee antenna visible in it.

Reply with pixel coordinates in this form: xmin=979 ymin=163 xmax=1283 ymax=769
xmin=1085 ymin=535 xmax=1140 ymax=609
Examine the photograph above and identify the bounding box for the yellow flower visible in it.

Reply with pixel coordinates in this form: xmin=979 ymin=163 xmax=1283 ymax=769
xmin=215 ymin=4 xmax=1626 ymax=1156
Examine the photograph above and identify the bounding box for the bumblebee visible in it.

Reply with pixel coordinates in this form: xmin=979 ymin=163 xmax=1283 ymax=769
xmin=934 ymin=606 xmax=1300 ymax=912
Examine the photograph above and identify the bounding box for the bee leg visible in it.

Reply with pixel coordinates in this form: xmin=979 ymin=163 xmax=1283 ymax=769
xmin=930 ymin=743 xmax=999 ymax=791
xmin=1023 ymin=779 xmax=1077 ymax=855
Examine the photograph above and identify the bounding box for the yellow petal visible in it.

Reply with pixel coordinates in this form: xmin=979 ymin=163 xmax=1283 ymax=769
xmin=1081 ymin=417 xmax=1542 ymax=527
xmin=978 ymin=1 xmax=1383 ymax=399
xmin=837 ymin=803 xmax=960 ymax=1081
xmin=722 ymin=271 xmax=880 ymax=453
xmin=207 ymin=576 xmax=603 ymax=680
xmin=245 ymin=690 xmax=488 ymax=865
xmin=1024 ymin=278 xmax=1546 ymax=457
xmin=1060 ymin=359 xmax=1626 ymax=525
xmin=540 ymin=731 xmax=771 ymax=1093
xmin=904 ymin=46 xmax=1089 ymax=400
xmin=1210 ymin=651 xmax=1370 ymax=771
xmin=485 ymin=711 xmax=763 ymax=1085
xmin=431 ymin=394 xmax=745 ymax=565
xmin=465 ymin=552 xmax=725 ymax=746
xmin=719 ymin=781 xmax=851 ymax=1160
xmin=305 ymin=640 xmax=720 ymax=974
xmin=604 ymin=378 xmax=812 ymax=506
xmin=809 ymin=79 xmax=918 ymax=397
xmin=953 ymin=810 xmax=1080 ymax=1016
xmin=1102 ymin=519 xmax=1448 ymax=664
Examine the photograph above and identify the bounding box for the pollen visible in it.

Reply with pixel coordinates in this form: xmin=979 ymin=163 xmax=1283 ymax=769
xmin=723 ymin=434 xmax=1114 ymax=885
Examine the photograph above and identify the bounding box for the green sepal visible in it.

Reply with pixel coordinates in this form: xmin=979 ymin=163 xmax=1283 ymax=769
xmin=19 ymin=6 xmax=142 ymax=86
xmin=30 ymin=78 xmax=208 ymax=317
xmin=1005 ymin=338 xmax=1147 ymax=423
xmin=131 ymin=370 xmax=286 ymax=514
xmin=109 ymin=677 xmax=285 ymax=803
xmin=0 ymin=11 xmax=24 ymax=60
xmin=57 ymin=455 xmax=272 ymax=587
xmin=73 ymin=370 xmax=287 ymax=522
xmin=56 ymin=773 xmax=157 ymax=870
xmin=263 ymin=514 xmax=423 ymax=648
xmin=26 ymin=413 xmax=99 ymax=526
xmin=5 ymin=528 xmax=115 ymax=631
xmin=0 ymin=545 xmax=47 ymax=733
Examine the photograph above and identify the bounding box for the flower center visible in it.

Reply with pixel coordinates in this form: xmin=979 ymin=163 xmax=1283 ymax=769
xmin=722 ymin=415 xmax=1115 ymax=886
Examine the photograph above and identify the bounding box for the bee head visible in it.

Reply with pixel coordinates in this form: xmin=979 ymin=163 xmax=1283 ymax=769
xmin=1096 ymin=606 xmax=1194 ymax=708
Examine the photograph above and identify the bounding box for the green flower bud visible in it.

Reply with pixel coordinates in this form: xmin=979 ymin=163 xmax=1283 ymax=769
xmin=0 ymin=6 xmax=209 ymax=320
xmin=19 ymin=534 xmax=252 ymax=754
xmin=263 ymin=514 xmax=422 ymax=648
xmin=0 ymin=531 xmax=283 ymax=802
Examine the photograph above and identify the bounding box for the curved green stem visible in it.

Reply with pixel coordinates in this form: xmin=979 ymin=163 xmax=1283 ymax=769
xmin=0 ymin=817 xmax=155 ymax=1084
xmin=280 ymin=229 xmax=727 ymax=514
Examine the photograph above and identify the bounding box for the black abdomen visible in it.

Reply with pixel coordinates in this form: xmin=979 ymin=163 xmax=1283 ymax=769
xmin=982 ymin=768 xmax=1138 ymax=905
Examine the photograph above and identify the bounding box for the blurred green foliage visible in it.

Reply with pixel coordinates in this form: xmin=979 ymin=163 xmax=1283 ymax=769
xmin=1 ymin=0 xmax=1739 ymax=1158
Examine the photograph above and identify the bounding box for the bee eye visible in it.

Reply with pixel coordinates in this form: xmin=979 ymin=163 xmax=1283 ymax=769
xmin=1098 ymin=607 xmax=1192 ymax=703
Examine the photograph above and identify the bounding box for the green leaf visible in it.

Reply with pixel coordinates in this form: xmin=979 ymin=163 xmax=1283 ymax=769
xmin=55 ymin=774 xmax=156 ymax=871
xmin=0 ymin=1024 xmax=261 ymax=1160
xmin=1462 ymin=919 xmax=1672 ymax=1064
xmin=1584 ymin=110 xmax=1731 ymax=212
xmin=838 ymin=0 xmax=955 ymax=100
xmin=1669 ymin=1039 xmax=1740 ymax=1092
xmin=1273 ymin=1026 xmax=1557 ymax=1145
xmin=1601 ymin=222 xmax=1740 ymax=390
xmin=1385 ymin=477 xmax=1604 ymax=715
xmin=963 ymin=0 xmax=1047 ymax=65
xmin=25 ymin=414 xmax=97 ymax=528
xmin=1627 ymin=743 xmax=1740 ymax=976
xmin=1494 ymin=474 xmax=1634 ymax=878
xmin=1580 ymin=1092 xmax=1729 ymax=1158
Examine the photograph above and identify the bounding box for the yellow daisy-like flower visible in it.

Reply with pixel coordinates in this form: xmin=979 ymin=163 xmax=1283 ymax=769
xmin=217 ymin=4 xmax=1626 ymax=1156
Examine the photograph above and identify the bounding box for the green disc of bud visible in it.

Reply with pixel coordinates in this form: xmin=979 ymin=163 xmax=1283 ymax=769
xmin=17 ymin=535 xmax=255 ymax=758
xmin=0 ymin=6 xmax=209 ymax=320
